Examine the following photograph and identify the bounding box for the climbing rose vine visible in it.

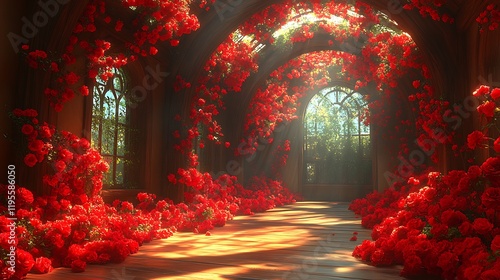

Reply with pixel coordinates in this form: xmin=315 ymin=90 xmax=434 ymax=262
xmin=5 ymin=0 xmax=499 ymax=279
xmin=23 ymin=0 xmax=203 ymax=111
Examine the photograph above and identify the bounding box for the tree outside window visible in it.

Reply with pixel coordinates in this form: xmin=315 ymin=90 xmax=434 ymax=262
xmin=91 ymin=68 xmax=139 ymax=189
xmin=304 ymin=86 xmax=371 ymax=185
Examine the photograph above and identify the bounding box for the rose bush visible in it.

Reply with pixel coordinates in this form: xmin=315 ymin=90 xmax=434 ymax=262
xmin=350 ymin=85 xmax=500 ymax=279
xmin=1 ymin=110 xmax=299 ymax=279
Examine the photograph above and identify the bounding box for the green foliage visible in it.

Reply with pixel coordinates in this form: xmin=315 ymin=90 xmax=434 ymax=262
xmin=304 ymin=86 xmax=371 ymax=185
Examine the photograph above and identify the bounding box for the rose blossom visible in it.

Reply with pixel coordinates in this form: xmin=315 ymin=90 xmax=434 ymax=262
xmin=24 ymin=153 xmax=38 ymax=167
xmin=481 ymin=269 xmax=500 ymax=280
xmin=473 ymin=85 xmax=490 ymax=96
xmin=31 ymin=257 xmax=53 ymax=274
xmin=472 ymin=218 xmax=493 ymax=235
xmin=477 ymin=101 xmax=496 ymax=118
xmin=463 ymin=265 xmax=483 ymax=279
xmin=467 ymin=131 xmax=486 ymax=149
xmin=490 ymin=87 xmax=500 ymax=100
xmin=21 ymin=124 xmax=34 ymax=135
xmin=481 ymin=187 xmax=500 ymax=210
xmin=28 ymin=140 xmax=44 ymax=152
xmin=71 ymin=259 xmax=86 ymax=272
xmin=491 ymin=235 xmax=500 ymax=252
xmin=16 ymin=187 xmax=34 ymax=208
xmin=481 ymin=157 xmax=500 ymax=186
xmin=15 ymin=249 xmax=35 ymax=278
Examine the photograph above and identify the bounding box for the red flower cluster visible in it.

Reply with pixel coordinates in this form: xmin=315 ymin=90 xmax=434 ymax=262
xmin=12 ymin=109 xmax=108 ymax=204
xmin=403 ymin=0 xmax=454 ymax=23
xmin=468 ymin=85 xmax=500 ymax=152
xmin=177 ymin=34 xmax=259 ymax=157
xmin=2 ymin=109 xmax=299 ymax=279
xmin=350 ymin=86 xmax=500 ymax=279
xmin=1 ymin=168 xmax=298 ymax=279
xmin=351 ymin=168 xmax=500 ymax=279
xmin=23 ymin=0 xmax=201 ymax=112
xmin=477 ymin=4 xmax=500 ymax=32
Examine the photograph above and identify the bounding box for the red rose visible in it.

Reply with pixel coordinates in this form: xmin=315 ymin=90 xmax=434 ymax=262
xmin=21 ymin=124 xmax=34 ymax=135
xmin=477 ymin=101 xmax=496 ymax=118
xmin=137 ymin=192 xmax=148 ymax=202
xmin=16 ymin=187 xmax=34 ymax=207
xmin=71 ymin=230 xmax=86 ymax=243
xmin=482 ymin=187 xmax=500 ymax=210
xmin=490 ymin=87 xmax=500 ymax=100
xmin=149 ymin=46 xmax=158 ymax=55
xmin=71 ymin=259 xmax=86 ymax=272
xmin=62 ymin=88 xmax=75 ymax=101
xmin=115 ymin=20 xmax=123 ymax=32
xmin=481 ymin=269 xmax=500 ymax=280
xmin=86 ymin=24 xmax=96 ymax=32
xmin=24 ymin=153 xmax=38 ymax=167
xmin=491 ymin=235 xmax=500 ymax=252
xmin=26 ymin=109 xmax=38 ymax=117
xmin=168 ymin=174 xmax=177 ymax=184
xmin=28 ymin=139 xmax=44 ymax=152
xmin=494 ymin=137 xmax=500 ymax=153
xmin=468 ymin=165 xmax=482 ymax=179
xmin=15 ymin=249 xmax=35 ymax=278
xmin=79 ymin=85 xmax=89 ymax=96
xmin=473 ymin=85 xmax=490 ymax=96
xmin=467 ymin=131 xmax=486 ymax=149
xmin=472 ymin=218 xmax=493 ymax=235
xmin=459 ymin=221 xmax=474 ymax=236
xmin=127 ymin=240 xmax=139 ymax=254
xmin=39 ymin=125 xmax=53 ymax=138
xmin=481 ymin=157 xmax=500 ymax=186
xmin=31 ymin=257 xmax=53 ymax=274
xmin=437 ymin=251 xmax=458 ymax=274
xmin=441 ymin=210 xmax=467 ymax=227
xmin=64 ymin=72 xmax=79 ymax=85
xmin=54 ymin=160 xmax=66 ymax=172
xmin=111 ymin=241 xmax=130 ymax=263
xmin=401 ymin=254 xmax=423 ymax=276
xmin=463 ymin=265 xmax=483 ymax=279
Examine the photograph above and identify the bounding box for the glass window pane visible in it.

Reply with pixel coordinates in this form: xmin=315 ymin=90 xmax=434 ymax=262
xmin=90 ymin=68 xmax=138 ymax=189
xmin=304 ymin=86 xmax=371 ymax=185
xmin=117 ymin=125 xmax=126 ymax=156
xmin=116 ymin=158 xmax=124 ymax=185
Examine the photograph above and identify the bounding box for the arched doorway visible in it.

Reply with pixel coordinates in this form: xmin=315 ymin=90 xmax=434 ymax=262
xmin=301 ymin=85 xmax=373 ymax=201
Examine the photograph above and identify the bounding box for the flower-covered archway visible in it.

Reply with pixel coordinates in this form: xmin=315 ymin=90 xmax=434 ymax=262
xmin=2 ymin=0 xmax=500 ymax=279
xmin=174 ymin=0 xmax=448 ymax=193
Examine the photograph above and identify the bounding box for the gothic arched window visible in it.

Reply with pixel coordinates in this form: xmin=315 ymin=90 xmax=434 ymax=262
xmin=304 ymin=86 xmax=371 ymax=185
xmin=91 ymin=68 xmax=139 ymax=189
